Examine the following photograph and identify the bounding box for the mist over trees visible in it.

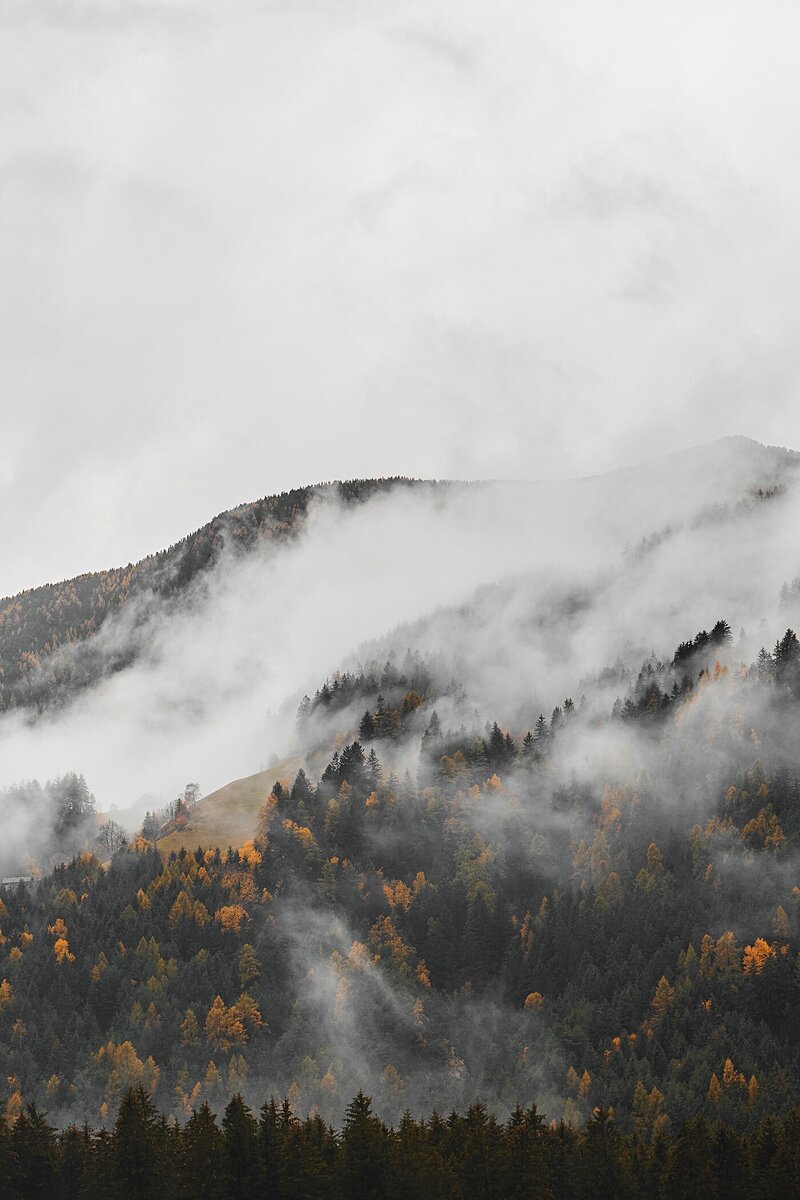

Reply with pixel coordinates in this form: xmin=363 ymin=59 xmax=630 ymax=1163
xmin=0 ymin=478 xmax=436 ymax=714
xmin=1 ymin=450 xmax=800 ymax=1200
xmin=0 ymin=618 xmax=799 ymax=1147
xmin=0 ymin=773 xmax=97 ymax=876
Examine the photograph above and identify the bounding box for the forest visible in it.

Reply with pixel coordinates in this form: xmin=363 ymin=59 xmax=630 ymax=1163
xmin=0 ymin=478 xmax=434 ymax=713
xmin=0 ymin=618 xmax=798 ymax=1167
xmin=2 ymin=1083 xmax=799 ymax=1199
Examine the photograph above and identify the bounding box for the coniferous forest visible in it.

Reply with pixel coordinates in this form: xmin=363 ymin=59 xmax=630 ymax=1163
xmin=0 ymin=461 xmax=800 ymax=1200
xmin=8 ymin=0 xmax=800 ymax=1189
xmin=0 ymin=601 xmax=799 ymax=1195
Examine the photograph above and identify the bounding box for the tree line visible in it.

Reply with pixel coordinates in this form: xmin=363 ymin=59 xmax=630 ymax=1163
xmin=3 ymin=1084 xmax=800 ymax=1200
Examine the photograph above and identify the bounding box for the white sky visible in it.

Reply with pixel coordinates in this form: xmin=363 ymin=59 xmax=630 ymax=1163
xmin=2 ymin=0 xmax=800 ymax=595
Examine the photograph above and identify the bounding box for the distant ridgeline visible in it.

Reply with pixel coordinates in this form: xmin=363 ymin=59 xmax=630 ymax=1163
xmin=0 ymin=478 xmax=437 ymax=713
xmin=1 ymin=620 xmax=799 ymax=1136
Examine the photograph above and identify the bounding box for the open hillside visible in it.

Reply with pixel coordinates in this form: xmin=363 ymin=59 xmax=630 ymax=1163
xmin=156 ymin=757 xmax=303 ymax=857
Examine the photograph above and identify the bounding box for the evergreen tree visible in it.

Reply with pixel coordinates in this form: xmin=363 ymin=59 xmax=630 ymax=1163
xmin=181 ymin=1103 xmax=223 ymax=1200
xmin=338 ymin=1092 xmax=389 ymax=1200
xmin=113 ymin=1087 xmax=163 ymax=1200
xmin=220 ymin=1094 xmax=261 ymax=1200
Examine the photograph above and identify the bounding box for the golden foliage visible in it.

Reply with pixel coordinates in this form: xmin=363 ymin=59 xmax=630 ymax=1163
xmin=234 ymin=992 xmax=263 ymax=1032
xmin=175 ymin=1080 xmax=202 ymax=1118
xmin=699 ymin=931 xmax=741 ymax=983
xmin=5 ymin=1087 xmax=23 ymax=1128
xmin=93 ymin=1040 xmax=160 ymax=1106
xmin=169 ymin=891 xmax=195 ymax=928
xmin=281 ymin=819 xmax=318 ymax=852
xmin=383 ymin=880 xmax=412 ymax=912
xmin=180 ymin=1009 xmax=201 ymax=1047
xmin=239 ymin=839 xmax=262 ymax=868
xmin=215 ymin=904 xmax=248 ymax=933
xmin=650 ymin=976 xmax=675 ymax=1020
xmin=205 ymin=995 xmax=246 ymax=1053
xmin=53 ymin=937 xmax=75 ymax=965
xmin=743 ymin=937 xmax=776 ymax=975
xmin=741 ymin=806 xmax=786 ymax=851
xmin=633 ymin=1081 xmax=668 ymax=1141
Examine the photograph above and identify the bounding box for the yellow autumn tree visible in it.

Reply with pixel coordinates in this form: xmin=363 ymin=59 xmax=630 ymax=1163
xmin=650 ymin=976 xmax=675 ymax=1021
xmin=234 ymin=992 xmax=263 ymax=1032
xmin=238 ymin=840 xmax=262 ymax=868
xmin=5 ymin=1086 xmax=23 ymax=1128
xmin=54 ymin=937 xmax=75 ymax=965
xmin=205 ymin=995 xmax=246 ymax=1053
xmin=743 ymin=938 xmax=777 ymax=975
xmin=93 ymin=1040 xmax=160 ymax=1107
xmin=180 ymin=1009 xmax=200 ymax=1047
xmin=169 ymin=890 xmax=195 ymax=927
xmin=215 ymin=905 xmax=248 ymax=933
xmin=633 ymin=1082 xmax=669 ymax=1142
xmin=383 ymin=880 xmax=412 ymax=912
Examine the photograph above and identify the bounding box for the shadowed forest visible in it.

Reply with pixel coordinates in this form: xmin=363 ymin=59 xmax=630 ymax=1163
xmin=3 ymin=1083 xmax=800 ymax=1199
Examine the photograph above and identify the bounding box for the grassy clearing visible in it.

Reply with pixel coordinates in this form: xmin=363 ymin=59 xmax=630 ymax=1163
xmin=156 ymin=756 xmax=302 ymax=856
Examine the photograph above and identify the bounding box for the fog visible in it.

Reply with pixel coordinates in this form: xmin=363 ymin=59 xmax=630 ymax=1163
xmin=0 ymin=436 xmax=797 ymax=863
xmin=5 ymin=2 xmax=800 ymax=594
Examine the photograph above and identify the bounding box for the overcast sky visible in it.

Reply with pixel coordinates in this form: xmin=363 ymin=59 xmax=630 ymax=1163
xmin=2 ymin=0 xmax=800 ymax=595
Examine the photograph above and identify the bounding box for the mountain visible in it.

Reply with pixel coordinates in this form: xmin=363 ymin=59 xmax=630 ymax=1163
xmin=1 ymin=437 xmax=800 ymax=1144
xmin=0 ymin=476 xmax=433 ymax=714
xmin=154 ymin=756 xmax=303 ymax=857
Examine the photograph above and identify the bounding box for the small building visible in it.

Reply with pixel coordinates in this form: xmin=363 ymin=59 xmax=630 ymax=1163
xmin=1 ymin=876 xmax=33 ymax=890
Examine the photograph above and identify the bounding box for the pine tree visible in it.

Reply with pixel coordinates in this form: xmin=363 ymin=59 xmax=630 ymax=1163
xmin=220 ymin=1094 xmax=261 ymax=1200
xmin=338 ymin=1092 xmax=389 ymax=1200
xmin=180 ymin=1103 xmax=223 ymax=1200
xmin=113 ymin=1086 xmax=162 ymax=1200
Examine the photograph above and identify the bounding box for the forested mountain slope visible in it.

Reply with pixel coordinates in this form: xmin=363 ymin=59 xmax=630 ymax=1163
xmin=1 ymin=617 xmax=799 ymax=1137
xmin=1 ymin=437 xmax=800 ymax=1153
xmin=0 ymin=477 xmax=433 ymax=713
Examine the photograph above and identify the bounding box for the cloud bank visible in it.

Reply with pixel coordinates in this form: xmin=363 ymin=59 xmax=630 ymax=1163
xmin=3 ymin=2 xmax=800 ymax=591
xmin=0 ymin=437 xmax=797 ymax=859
